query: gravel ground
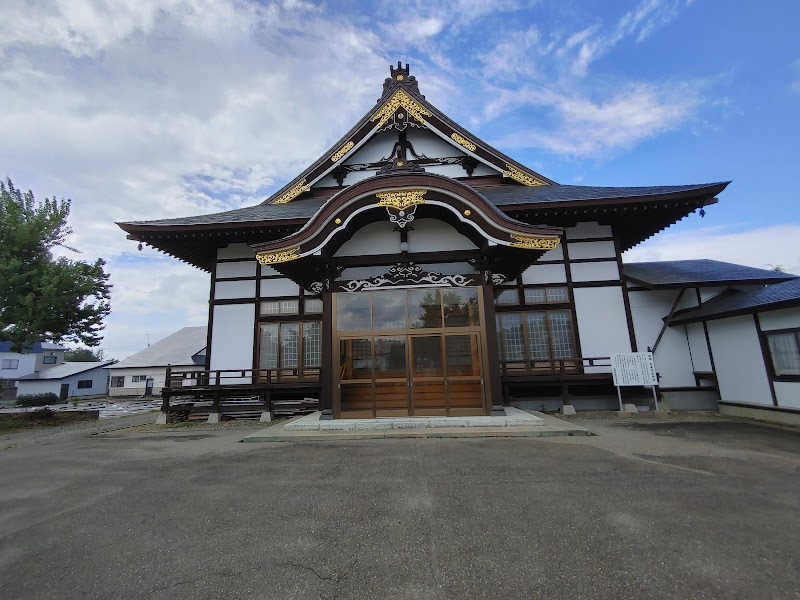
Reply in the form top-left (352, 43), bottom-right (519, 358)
top-left (0, 413), bottom-right (797, 599)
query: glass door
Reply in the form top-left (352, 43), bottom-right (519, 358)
top-left (409, 335), bottom-right (446, 416)
top-left (334, 286), bottom-right (487, 418)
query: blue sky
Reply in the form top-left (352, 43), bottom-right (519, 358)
top-left (2, 0), bottom-right (798, 357)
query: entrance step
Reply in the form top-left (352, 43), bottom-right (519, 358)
top-left (242, 408), bottom-right (592, 442)
top-left (284, 406), bottom-right (542, 431)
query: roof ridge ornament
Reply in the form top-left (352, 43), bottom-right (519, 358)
top-left (383, 61), bottom-right (422, 96)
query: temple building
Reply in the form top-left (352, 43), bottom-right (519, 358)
top-left (118, 63), bottom-right (799, 422)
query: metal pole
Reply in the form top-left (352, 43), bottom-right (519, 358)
top-left (616, 385), bottom-right (624, 412)
top-left (651, 386), bottom-right (659, 412)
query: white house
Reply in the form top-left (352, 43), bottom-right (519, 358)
top-left (16, 361), bottom-right (114, 400)
top-left (107, 327), bottom-right (207, 397)
top-left (0, 342), bottom-right (67, 401)
top-left (115, 63), bottom-right (798, 423)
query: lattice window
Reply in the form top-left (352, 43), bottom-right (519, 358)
top-left (525, 313), bottom-right (551, 360)
top-left (548, 310), bottom-right (575, 359)
top-left (305, 298), bottom-right (323, 314)
top-left (303, 322), bottom-right (322, 368)
top-left (259, 323), bottom-right (279, 369)
top-left (496, 313), bottom-right (524, 361)
top-left (280, 323), bottom-right (299, 368)
top-left (523, 287), bottom-right (569, 304)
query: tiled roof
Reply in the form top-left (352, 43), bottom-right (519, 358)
top-left (670, 278), bottom-right (800, 324)
top-left (118, 182), bottom-right (726, 229)
top-left (623, 260), bottom-right (796, 289)
top-left (110, 327), bottom-right (207, 369)
top-left (0, 341), bottom-right (67, 353)
top-left (18, 361), bottom-right (114, 380)
top-left (478, 182), bottom-right (728, 206)
top-left (121, 201), bottom-right (324, 227)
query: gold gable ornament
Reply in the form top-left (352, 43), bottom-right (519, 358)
top-left (371, 89), bottom-right (432, 129)
top-left (376, 190), bottom-right (427, 211)
top-left (508, 234), bottom-right (560, 250)
top-left (503, 164), bottom-right (547, 187)
top-left (256, 247), bottom-right (301, 265)
top-left (274, 180), bottom-right (311, 204)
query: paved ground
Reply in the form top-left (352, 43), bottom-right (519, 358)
top-left (0, 416), bottom-right (798, 599)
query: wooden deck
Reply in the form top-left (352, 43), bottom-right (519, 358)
top-left (162, 367), bottom-right (321, 421)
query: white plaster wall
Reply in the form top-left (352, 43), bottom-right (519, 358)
top-left (708, 316), bottom-right (773, 406)
top-left (215, 280), bottom-right (256, 300)
top-left (628, 289), bottom-right (701, 387)
top-left (774, 382), bottom-right (800, 408)
top-left (341, 130), bottom-right (395, 164)
top-left (407, 129), bottom-right (466, 157)
top-left (757, 307), bottom-right (800, 331)
top-left (573, 287), bottom-right (631, 370)
top-left (567, 241), bottom-right (617, 259)
top-left (216, 261), bottom-right (256, 278)
top-left (538, 245), bottom-right (563, 261)
top-left (15, 380), bottom-right (62, 397)
top-left (686, 322), bottom-right (713, 372)
top-left (570, 261), bottom-right (620, 282)
top-left (335, 219), bottom-right (475, 257)
top-left (521, 264), bottom-right (567, 285)
top-left (407, 219), bottom-right (476, 252)
top-left (260, 278), bottom-right (300, 297)
top-left (565, 222), bottom-right (613, 240)
top-left (260, 264), bottom-right (280, 276)
top-left (335, 221), bottom-right (397, 256)
top-left (217, 243), bottom-right (255, 260)
top-left (209, 304), bottom-right (255, 383)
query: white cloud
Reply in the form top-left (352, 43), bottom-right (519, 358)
top-left (486, 80), bottom-right (704, 157)
top-left (624, 224), bottom-right (800, 277)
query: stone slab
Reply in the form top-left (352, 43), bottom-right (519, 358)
top-left (561, 405), bottom-right (577, 416)
top-left (282, 407), bottom-right (544, 432)
top-left (243, 410), bottom-right (591, 442)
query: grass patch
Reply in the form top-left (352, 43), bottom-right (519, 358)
top-left (0, 408), bottom-right (97, 433)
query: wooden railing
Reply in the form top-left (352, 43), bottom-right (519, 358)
top-left (500, 356), bottom-right (611, 378)
top-left (165, 366), bottom-right (320, 389)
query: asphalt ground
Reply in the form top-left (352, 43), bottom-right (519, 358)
top-left (0, 417), bottom-right (798, 599)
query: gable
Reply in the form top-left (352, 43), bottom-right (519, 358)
top-left (269, 62), bottom-right (555, 205)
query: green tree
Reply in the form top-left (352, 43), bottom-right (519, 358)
top-left (0, 178), bottom-right (111, 352)
top-left (65, 348), bottom-right (104, 362)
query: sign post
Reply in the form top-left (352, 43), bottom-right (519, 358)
top-left (611, 353), bottom-right (659, 411)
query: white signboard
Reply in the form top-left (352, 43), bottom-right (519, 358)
top-left (611, 353), bottom-right (658, 387)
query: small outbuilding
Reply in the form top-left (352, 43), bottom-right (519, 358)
top-left (107, 327), bottom-right (207, 397)
top-left (670, 277), bottom-right (800, 425)
top-left (16, 361), bottom-right (114, 400)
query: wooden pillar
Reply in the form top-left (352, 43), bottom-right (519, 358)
top-left (481, 280), bottom-right (505, 416)
top-left (320, 289), bottom-right (335, 419)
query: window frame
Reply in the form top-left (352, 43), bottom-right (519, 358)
top-left (496, 308), bottom-right (578, 371)
top-left (42, 355), bottom-right (57, 364)
top-left (110, 376), bottom-right (125, 388)
top-left (2, 359), bottom-right (19, 369)
top-left (764, 327), bottom-right (800, 382)
top-left (77, 379), bottom-right (93, 389)
top-left (257, 320), bottom-right (322, 379)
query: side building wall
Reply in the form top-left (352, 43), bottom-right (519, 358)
top-left (17, 368), bottom-right (109, 399)
top-left (108, 365), bottom-right (202, 397)
top-left (709, 307), bottom-right (800, 425)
